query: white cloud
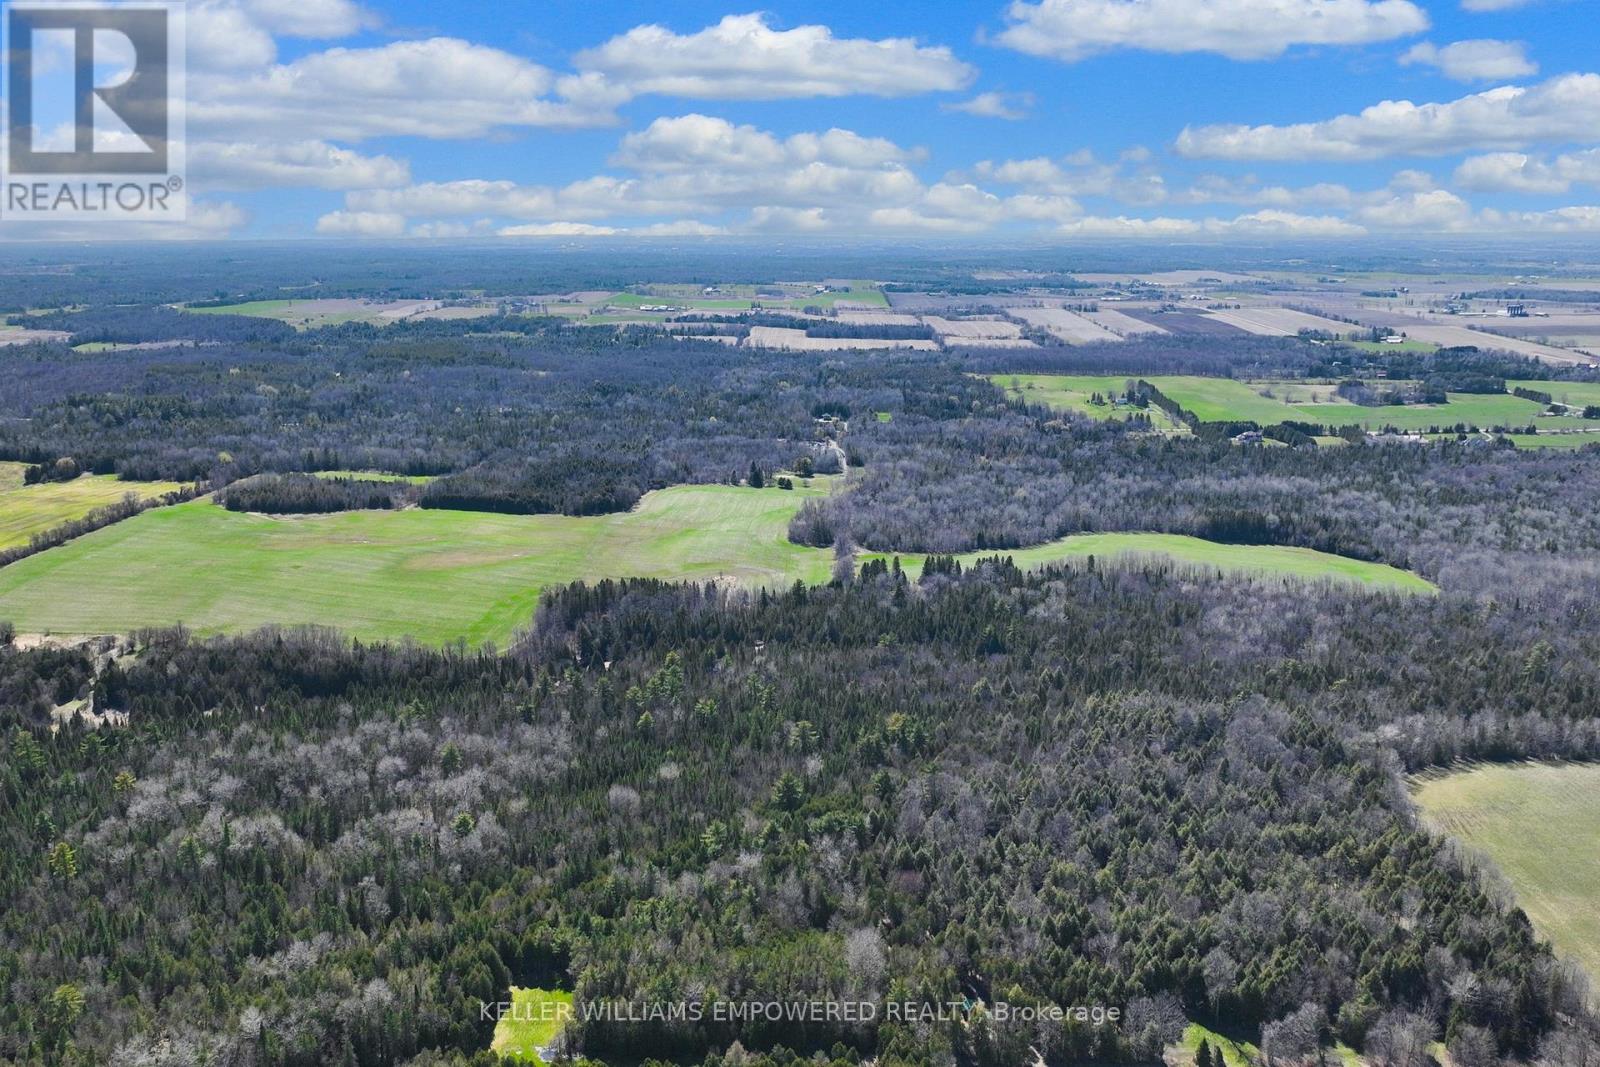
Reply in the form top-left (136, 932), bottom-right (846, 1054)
top-left (967, 151), bottom-right (1168, 204)
top-left (186, 0), bottom-right (373, 71)
top-left (1180, 174), bottom-right (1356, 208)
top-left (498, 222), bottom-right (621, 237)
top-left (1479, 206), bottom-right (1600, 231)
top-left (241, 0), bottom-right (372, 38)
top-left (1400, 39), bottom-right (1536, 81)
top-left (573, 13), bottom-right (974, 100)
top-left (942, 92), bottom-right (1034, 120)
top-left (191, 38), bottom-right (610, 141)
top-left (1454, 149), bottom-right (1600, 193)
top-left (997, 0), bottom-right (1428, 62)
top-left (315, 210), bottom-right (407, 237)
top-left (190, 140), bottom-right (410, 190)
top-left (1177, 73), bottom-right (1600, 160)
top-left (613, 115), bottom-right (918, 172)
top-left (1353, 188), bottom-right (1474, 228)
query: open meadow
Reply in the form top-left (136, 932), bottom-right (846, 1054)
top-left (990, 374), bottom-right (1600, 433)
top-left (0, 463), bottom-right (187, 551)
top-left (0, 482), bottom-right (837, 646)
top-left (868, 531), bottom-right (1433, 595)
top-left (490, 988), bottom-right (573, 1065)
top-left (1413, 763), bottom-right (1600, 987)
top-left (0, 476), bottom-right (1433, 644)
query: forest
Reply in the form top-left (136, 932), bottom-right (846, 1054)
top-left (3, 562), bottom-right (1600, 1066)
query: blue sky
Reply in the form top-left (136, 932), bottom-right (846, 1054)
top-left (13, 0), bottom-right (1600, 239)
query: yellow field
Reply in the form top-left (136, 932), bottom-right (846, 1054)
top-left (0, 462), bottom-right (187, 551)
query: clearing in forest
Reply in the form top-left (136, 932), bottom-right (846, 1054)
top-left (490, 987), bottom-right (573, 1065)
top-left (1413, 762), bottom-right (1600, 987)
top-left (0, 481), bottom-right (1433, 646)
top-left (0, 463), bottom-right (187, 551)
top-left (868, 532), bottom-right (1434, 595)
top-left (0, 482), bottom-right (838, 646)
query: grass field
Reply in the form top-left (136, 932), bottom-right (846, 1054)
top-left (490, 987), bottom-right (572, 1064)
top-left (310, 470), bottom-right (437, 483)
top-left (866, 531), bottom-right (1434, 594)
top-left (0, 482), bottom-right (838, 646)
top-left (1154, 378), bottom-right (1307, 424)
top-left (989, 374), bottom-right (1600, 431)
top-left (185, 299), bottom-right (297, 317)
top-left (1176, 1023), bottom-right (1259, 1067)
top-left (1297, 393), bottom-right (1558, 431)
top-left (0, 478), bottom-right (1433, 645)
top-left (1499, 433), bottom-right (1600, 450)
top-left (1515, 380), bottom-right (1600, 409)
top-left (0, 463), bottom-right (186, 551)
top-left (1413, 762), bottom-right (1600, 986)
top-left (988, 374), bottom-right (1189, 431)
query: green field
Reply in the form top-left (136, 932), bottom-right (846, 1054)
top-left (1413, 763), bottom-right (1600, 986)
top-left (490, 987), bottom-right (572, 1064)
top-left (0, 463), bottom-right (186, 551)
top-left (0, 475), bottom-right (1432, 645)
top-left (0, 483), bottom-right (838, 646)
top-left (990, 374), bottom-right (1600, 432)
top-left (1177, 1023), bottom-right (1259, 1067)
top-left (1297, 393), bottom-right (1557, 432)
top-left (988, 374), bottom-right (1189, 431)
top-left (1515, 380), bottom-right (1600, 409)
top-left (869, 532), bottom-right (1434, 595)
top-left (310, 470), bottom-right (437, 484)
top-left (185, 299), bottom-right (297, 317)
top-left (1499, 433), bottom-right (1600, 450)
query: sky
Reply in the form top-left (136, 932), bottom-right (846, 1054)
top-left (6, 0), bottom-right (1600, 241)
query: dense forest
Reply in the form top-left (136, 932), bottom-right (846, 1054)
top-left (3, 564), bottom-right (1600, 1066)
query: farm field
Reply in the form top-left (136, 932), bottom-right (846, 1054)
top-left (988, 374), bottom-right (1188, 431)
top-left (868, 532), bottom-right (1434, 594)
top-left (1394, 324), bottom-right (1595, 367)
top-left (1152, 377), bottom-right (1306, 424)
top-left (490, 987), bottom-right (572, 1064)
top-left (1295, 393), bottom-right (1565, 431)
top-left (1515, 380), bottom-right (1600, 408)
top-left (0, 482), bottom-right (838, 646)
top-left (1498, 434), bottom-right (1600, 450)
top-left (1203, 307), bottom-right (1358, 337)
top-left (1011, 307), bottom-right (1122, 344)
top-left (1413, 763), bottom-right (1600, 986)
top-left (185, 298), bottom-right (450, 328)
top-left (983, 373), bottom-right (1600, 431)
top-left (0, 463), bottom-right (187, 551)
top-left (0, 472), bottom-right (1434, 644)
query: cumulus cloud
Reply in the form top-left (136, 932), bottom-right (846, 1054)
top-left (191, 38), bottom-right (608, 141)
top-left (315, 210), bottom-right (407, 237)
top-left (966, 151), bottom-right (1168, 204)
top-left (498, 222), bottom-right (621, 237)
top-left (1177, 73), bottom-right (1600, 160)
top-left (1400, 39), bottom-right (1536, 81)
top-left (996, 0), bottom-right (1428, 62)
top-left (190, 140), bottom-right (410, 190)
top-left (572, 13), bottom-right (973, 100)
top-left (1454, 150), bottom-right (1600, 193)
top-left (326, 115), bottom-right (1091, 237)
top-left (943, 92), bottom-right (1035, 120)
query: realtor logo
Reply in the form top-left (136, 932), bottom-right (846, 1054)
top-left (3, 0), bottom-right (185, 221)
